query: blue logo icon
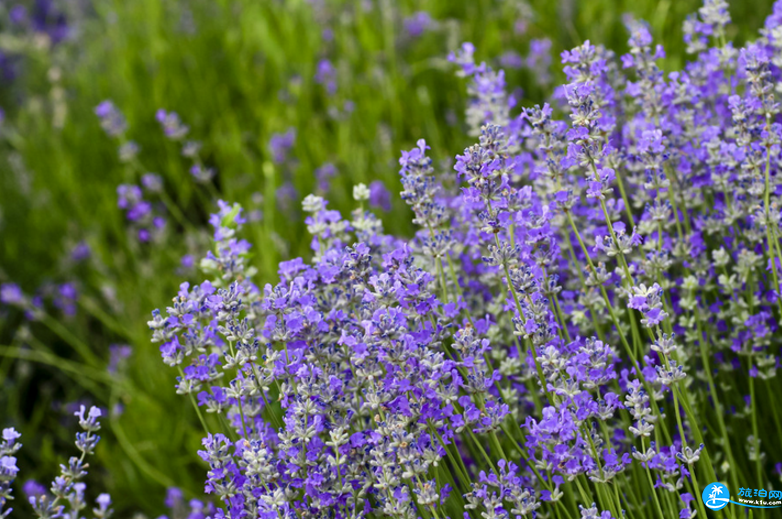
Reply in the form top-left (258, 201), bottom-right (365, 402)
top-left (703, 482), bottom-right (730, 510)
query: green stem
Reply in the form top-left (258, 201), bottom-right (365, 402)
top-left (642, 437), bottom-right (666, 519)
top-left (615, 167), bottom-right (636, 227)
top-left (689, 461), bottom-right (709, 519)
top-left (37, 311), bottom-right (101, 367)
top-left (177, 365), bottom-right (210, 435)
top-left (749, 361), bottom-right (763, 489)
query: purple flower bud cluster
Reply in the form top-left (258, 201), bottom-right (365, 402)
top-left (527, 39), bottom-right (553, 86)
top-left (369, 181), bottom-right (392, 212)
top-left (403, 12), bottom-right (433, 40)
top-left (315, 163), bottom-right (337, 194)
top-left (0, 284), bottom-right (24, 307)
top-left (269, 128), bottom-right (299, 213)
top-left (0, 281), bottom-right (79, 320)
top-left (157, 110), bottom-right (191, 141)
top-left (95, 101), bottom-right (130, 140)
top-left (449, 43), bottom-right (514, 136)
top-left (269, 128), bottom-right (297, 166)
top-left (156, 110), bottom-right (215, 183)
top-left (498, 39), bottom-right (554, 88)
top-left (94, 100), bottom-right (142, 164)
top-left (314, 60), bottom-right (337, 96)
top-left (108, 344), bottom-right (132, 374)
top-left (0, 428), bottom-right (22, 518)
top-left (1, 1), bottom-right (71, 81)
top-left (117, 182), bottom-right (167, 242)
top-left (157, 487), bottom-right (215, 519)
top-left (4, 406), bottom-right (113, 519)
top-left (96, 101), bottom-right (219, 242)
top-left (70, 241), bottom-right (91, 263)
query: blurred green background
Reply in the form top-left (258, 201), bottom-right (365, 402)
top-left (0, 0), bottom-right (775, 516)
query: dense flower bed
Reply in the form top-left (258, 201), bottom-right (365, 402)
top-left (4, 0), bottom-right (782, 518)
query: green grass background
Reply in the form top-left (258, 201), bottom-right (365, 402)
top-left (0, 0), bottom-right (775, 515)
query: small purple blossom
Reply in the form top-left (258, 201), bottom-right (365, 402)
top-left (369, 180), bottom-right (391, 211)
top-left (0, 284), bottom-right (24, 306)
top-left (268, 128), bottom-right (296, 165)
top-left (71, 241), bottom-right (91, 262)
top-left (314, 59), bottom-right (337, 95)
top-left (156, 109), bottom-right (190, 140)
top-left (108, 344), bottom-right (132, 373)
top-left (95, 101), bottom-right (127, 137)
top-left (404, 11), bottom-right (433, 39)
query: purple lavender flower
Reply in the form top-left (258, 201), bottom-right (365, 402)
top-left (368, 180), bottom-right (391, 211)
top-left (268, 128), bottom-right (296, 165)
top-left (70, 241), bottom-right (91, 262)
top-left (499, 51), bottom-right (524, 69)
top-left (156, 109), bottom-right (190, 140)
top-left (0, 454), bottom-right (19, 516)
top-left (117, 184), bottom-right (143, 210)
top-left (141, 173), bottom-right (164, 193)
top-left (94, 494), bottom-right (112, 519)
top-left (95, 101), bottom-right (127, 137)
top-left (26, 407), bottom-right (109, 519)
top-left (118, 141), bottom-right (140, 163)
top-left (403, 11), bottom-right (433, 39)
top-left (0, 283), bottom-right (24, 306)
top-left (181, 254), bottom-right (195, 270)
top-left (190, 164), bottom-right (216, 183)
top-left (54, 283), bottom-right (78, 316)
top-left (526, 38), bottom-right (553, 85)
top-left (314, 59), bottom-right (337, 95)
top-left (9, 6), bottom-right (28, 25)
top-left (182, 140), bottom-right (202, 159)
top-left (108, 344), bottom-right (132, 373)
top-left (449, 43), bottom-right (512, 135)
top-left (315, 162), bottom-right (337, 192)
top-left (22, 479), bottom-right (46, 499)
top-left (29, 0), bottom-right (70, 43)
top-left (275, 181), bottom-right (298, 213)
top-left (117, 184), bottom-right (166, 242)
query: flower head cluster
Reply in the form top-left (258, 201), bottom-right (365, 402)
top-left (156, 110), bottom-right (215, 183)
top-left (117, 183), bottom-right (166, 242)
top-left (449, 43), bottom-right (514, 136)
top-left (0, 281), bottom-right (80, 321)
top-left (0, 429), bottom-right (21, 518)
top-left (403, 12), bottom-right (433, 39)
top-left (95, 101), bottom-right (139, 162)
top-left (2, 406), bottom-right (113, 519)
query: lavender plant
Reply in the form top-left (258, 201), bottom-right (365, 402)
top-left (141, 2), bottom-right (782, 518)
top-left (1, 407), bottom-right (111, 519)
top-left (4, 0), bottom-right (782, 518)
top-left (1, 428), bottom-right (22, 518)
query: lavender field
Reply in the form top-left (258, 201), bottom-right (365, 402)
top-left (2, 0), bottom-right (782, 518)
